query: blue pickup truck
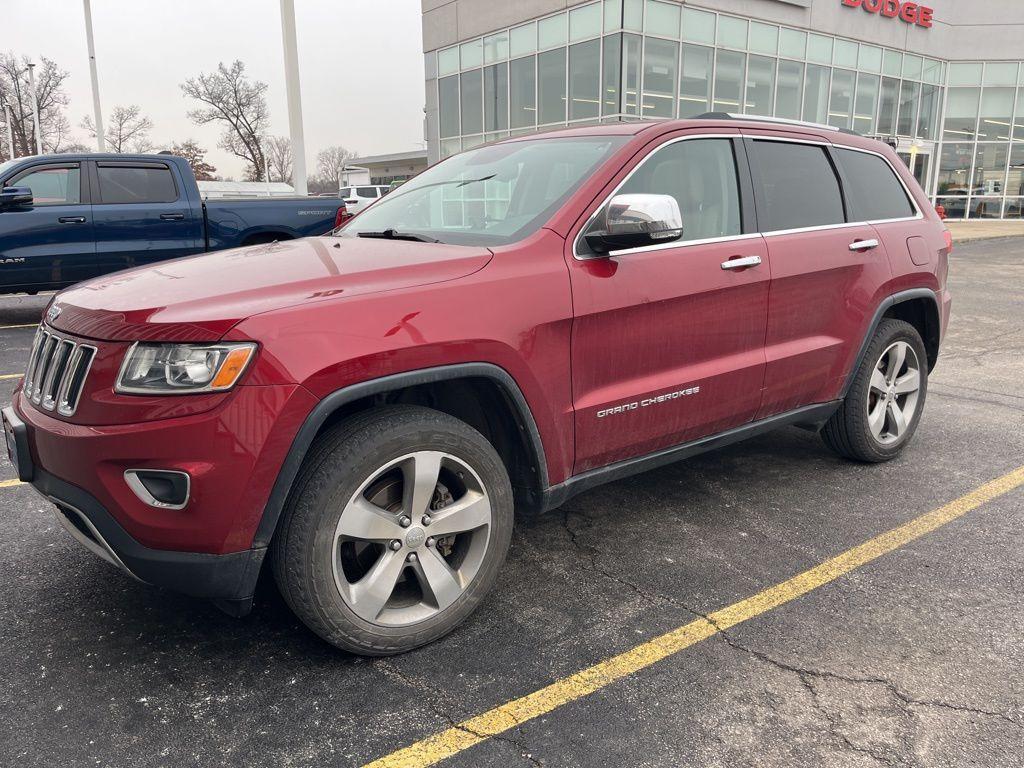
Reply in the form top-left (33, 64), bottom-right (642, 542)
top-left (0, 153), bottom-right (344, 294)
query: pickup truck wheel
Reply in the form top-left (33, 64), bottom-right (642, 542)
top-left (821, 319), bottom-right (928, 463)
top-left (271, 405), bottom-right (513, 655)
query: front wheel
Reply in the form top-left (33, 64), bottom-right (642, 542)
top-left (272, 405), bottom-right (514, 655)
top-left (822, 319), bottom-right (928, 463)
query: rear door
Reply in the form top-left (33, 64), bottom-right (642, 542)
top-left (0, 161), bottom-right (95, 291)
top-left (90, 160), bottom-right (203, 273)
top-left (567, 134), bottom-right (770, 473)
top-left (745, 135), bottom-right (891, 419)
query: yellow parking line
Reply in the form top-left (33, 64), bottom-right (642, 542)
top-left (0, 479), bottom-right (23, 489)
top-left (0, 374), bottom-right (22, 380)
top-left (0, 323), bottom-right (37, 330)
top-left (363, 465), bottom-right (1024, 768)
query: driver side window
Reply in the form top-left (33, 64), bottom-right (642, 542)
top-left (11, 165), bottom-right (82, 206)
top-left (618, 138), bottom-right (741, 243)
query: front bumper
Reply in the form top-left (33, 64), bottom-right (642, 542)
top-left (4, 403), bottom-right (265, 610)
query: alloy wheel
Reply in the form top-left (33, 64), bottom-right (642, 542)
top-left (865, 340), bottom-right (921, 445)
top-left (331, 451), bottom-right (492, 626)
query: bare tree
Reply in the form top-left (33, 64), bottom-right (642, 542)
top-left (316, 145), bottom-right (358, 188)
top-left (0, 53), bottom-right (71, 157)
top-left (265, 135), bottom-right (293, 184)
top-left (82, 104), bottom-right (153, 153)
top-left (53, 141), bottom-right (91, 154)
top-left (181, 61), bottom-right (269, 181)
top-left (167, 139), bottom-right (217, 180)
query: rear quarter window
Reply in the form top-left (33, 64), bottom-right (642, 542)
top-left (835, 147), bottom-right (916, 222)
top-left (339, 187), bottom-right (352, 197)
top-left (356, 186), bottom-right (379, 198)
top-left (751, 140), bottom-right (845, 232)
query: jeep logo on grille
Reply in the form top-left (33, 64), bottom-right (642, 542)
top-left (46, 304), bottom-right (62, 323)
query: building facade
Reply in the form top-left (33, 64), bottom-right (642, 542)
top-left (422, 0), bottom-right (1024, 219)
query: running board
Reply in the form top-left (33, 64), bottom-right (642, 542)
top-left (541, 401), bottom-right (841, 512)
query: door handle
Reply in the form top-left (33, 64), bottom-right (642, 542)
top-left (721, 255), bottom-right (762, 270)
top-left (57, 216), bottom-right (86, 224)
top-left (849, 239), bottom-right (879, 252)
top-left (160, 213), bottom-right (185, 221)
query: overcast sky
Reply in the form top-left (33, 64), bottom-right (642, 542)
top-left (7, 0), bottom-right (426, 178)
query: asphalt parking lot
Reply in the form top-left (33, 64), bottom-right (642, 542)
top-left (2, 238), bottom-right (1022, 768)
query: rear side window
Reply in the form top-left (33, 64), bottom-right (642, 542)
top-left (615, 138), bottom-right (742, 242)
top-left (751, 141), bottom-right (845, 231)
top-left (835, 148), bottom-right (916, 222)
top-left (356, 186), bottom-right (379, 198)
top-left (339, 187), bottom-right (352, 197)
top-left (97, 165), bottom-right (177, 204)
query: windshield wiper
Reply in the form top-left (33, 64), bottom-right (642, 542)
top-left (356, 228), bottom-right (441, 243)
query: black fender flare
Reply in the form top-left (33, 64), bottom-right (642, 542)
top-left (840, 287), bottom-right (940, 399)
top-left (251, 362), bottom-right (549, 548)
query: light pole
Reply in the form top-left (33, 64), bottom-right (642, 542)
top-left (27, 62), bottom-right (42, 155)
top-left (83, 0), bottom-right (106, 151)
top-left (279, 0), bottom-right (308, 195)
top-left (1, 102), bottom-right (14, 160)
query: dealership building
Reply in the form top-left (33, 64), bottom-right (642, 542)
top-left (421, 0), bottom-right (1024, 219)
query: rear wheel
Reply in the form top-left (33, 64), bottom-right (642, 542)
top-left (822, 319), bottom-right (928, 462)
top-left (271, 405), bottom-right (513, 655)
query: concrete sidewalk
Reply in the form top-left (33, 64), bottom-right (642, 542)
top-left (946, 220), bottom-right (1024, 243)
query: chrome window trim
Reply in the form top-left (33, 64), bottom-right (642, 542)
top-left (572, 129), bottom-right (924, 259)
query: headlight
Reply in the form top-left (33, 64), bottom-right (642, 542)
top-left (116, 342), bottom-right (257, 394)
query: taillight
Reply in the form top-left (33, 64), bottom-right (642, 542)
top-left (942, 229), bottom-right (953, 254)
top-left (334, 205), bottom-right (348, 228)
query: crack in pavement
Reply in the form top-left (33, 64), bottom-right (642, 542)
top-left (374, 659), bottom-right (543, 767)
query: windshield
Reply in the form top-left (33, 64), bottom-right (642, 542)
top-left (338, 136), bottom-right (627, 246)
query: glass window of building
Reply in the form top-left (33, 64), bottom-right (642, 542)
top-left (775, 60), bottom-right (804, 120)
top-left (834, 148), bottom-right (915, 221)
top-left (978, 88), bottom-right (1015, 141)
top-left (918, 84), bottom-right (939, 141)
top-left (624, 0), bottom-right (643, 32)
top-left (714, 50), bottom-right (745, 113)
top-left (882, 50), bottom-right (902, 78)
top-left (1006, 144), bottom-right (1024, 197)
top-left (538, 13), bottom-right (568, 49)
top-left (439, 76), bottom-right (460, 138)
top-left (973, 143), bottom-right (1009, 194)
top-left (858, 45), bottom-right (882, 74)
top-left (750, 140), bottom-right (845, 230)
top-left (644, 0), bottom-right (680, 37)
top-left (779, 27), bottom-right (806, 60)
top-left (829, 69), bottom-right (855, 129)
top-left (461, 39), bottom-right (483, 69)
top-left (896, 81), bottom-right (920, 136)
top-left (538, 48), bottom-right (567, 124)
top-left (749, 23), bottom-right (778, 55)
top-left (680, 44), bottom-right (713, 117)
top-left (569, 39), bottom-right (601, 120)
top-left (833, 39), bottom-right (858, 70)
top-left (484, 63), bottom-right (509, 132)
top-left (622, 33), bottom-right (642, 115)
top-left (807, 34), bottom-right (833, 65)
top-left (984, 62), bottom-right (1019, 87)
top-left (510, 56), bottom-right (536, 129)
top-left (853, 73), bottom-right (879, 134)
top-left (510, 23), bottom-right (537, 57)
top-left (569, 2), bottom-right (602, 41)
top-left (1014, 87), bottom-right (1024, 140)
top-left (949, 62), bottom-right (983, 87)
top-left (682, 7), bottom-right (715, 45)
top-left (922, 58), bottom-right (942, 85)
top-left (902, 54), bottom-right (922, 81)
top-left (604, 0), bottom-right (622, 32)
top-left (717, 16), bottom-right (747, 49)
top-left (602, 35), bottom-right (621, 115)
top-left (937, 143), bottom-right (973, 196)
top-left (803, 64), bottom-right (830, 124)
top-left (746, 55), bottom-right (776, 117)
top-left (613, 138), bottom-right (741, 241)
top-left (438, 47), bottom-right (460, 77)
top-left (877, 77), bottom-right (899, 135)
top-left (460, 69), bottom-right (483, 135)
top-left (642, 37), bottom-right (679, 118)
top-left (484, 32), bottom-right (509, 64)
top-left (944, 88), bottom-right (981, 140)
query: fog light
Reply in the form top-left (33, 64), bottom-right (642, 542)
top-left (124, 469), bottom-right (190, 510)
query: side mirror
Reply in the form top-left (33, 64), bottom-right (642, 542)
top-left (0, 186), bottom-right (33, 209)
top-left (584, 193), bottom-right (682, 255)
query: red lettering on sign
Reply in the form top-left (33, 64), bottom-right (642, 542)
top-left (841, 0), bottom-right (934, 28)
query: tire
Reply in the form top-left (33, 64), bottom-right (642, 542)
top-left (271, 405), bottom-right (514, 655)
top-left (822, 319), bottom-right (929, 463)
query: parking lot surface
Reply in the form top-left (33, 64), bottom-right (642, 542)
top-left (2, 239), bottom-right (1022, 768)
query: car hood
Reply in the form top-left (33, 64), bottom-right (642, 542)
top-left (47, 237), bottom-right (493, 341)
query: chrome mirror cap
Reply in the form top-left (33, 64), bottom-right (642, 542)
top-left (585, 193), bottom-right (683, 255)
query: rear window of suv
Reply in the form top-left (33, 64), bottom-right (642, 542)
top-left (750, 140), bottom-right (845, 232)
top-left (835, 148), bottom-right (916, 222)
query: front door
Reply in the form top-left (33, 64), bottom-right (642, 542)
top-left (566, 136), bottom-right (770, 474)
top-left (0, 161), bottom-right (95, 291)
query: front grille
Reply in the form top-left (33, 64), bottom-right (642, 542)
top-left (23, 326), bottom-right (96, 417)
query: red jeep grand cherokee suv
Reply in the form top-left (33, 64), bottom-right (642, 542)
top-left (3, 116), bottom-right (951, 655)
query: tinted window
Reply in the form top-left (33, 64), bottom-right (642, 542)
top-left (339, 188), bottom-right (352, 198)
top-left (12, 165), bottom-right (80, 205)
top-left (835, 148), bottom-right (915, 221)
top-left (752, 141), bottom-right (845, 231)
top-left (356, 186), bottom-right (379, 198)
top-left (97, 166), bottom-right (177, 204)
top-left (611, 138), bottom-right (742, 242)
